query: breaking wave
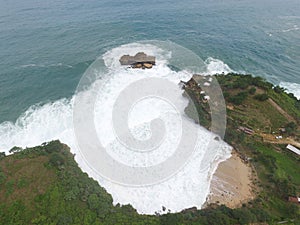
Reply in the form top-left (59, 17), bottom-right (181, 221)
top-left (0, 42), bottom-right (232, 214)
top-left (204, 57), bottom-right (234, 75)
top-left (279, 81), bottom-right (300, 99)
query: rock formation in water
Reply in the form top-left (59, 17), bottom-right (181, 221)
top-left (119, 52), bottom-right (155, 69)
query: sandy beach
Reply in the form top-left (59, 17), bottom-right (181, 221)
top-left (206, 151), bottom-right (256, 208)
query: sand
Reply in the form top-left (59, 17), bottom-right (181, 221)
top-left (206, 151), bottom-right (256, 208)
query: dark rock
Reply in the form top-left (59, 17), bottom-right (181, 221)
top-left (119, 52), bottom-right (155, 68)
top-left (181, 207), bottom-right (197, 213)
top-left (214, 136), bottom-right (220, 141)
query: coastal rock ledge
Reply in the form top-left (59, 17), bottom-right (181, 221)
top-left (119, 52), bottom-right (155, 69)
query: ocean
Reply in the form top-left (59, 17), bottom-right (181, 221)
top-left (0, 0), bottom-right (299, 214)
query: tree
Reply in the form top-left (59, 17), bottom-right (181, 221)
top-left (49, 153), bottom-right (65, 167)
top-left (44, 140), bottom-right (64, 153)
top-left (9, 146), bottom-right (23, 153)
top-left (88, 194), bottom-right (100, 211)
top-left (0, 152), bottom-right (5, 159)
top-left (274, 85), bottom-right (285, 93)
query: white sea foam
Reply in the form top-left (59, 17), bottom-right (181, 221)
top-left (0, 42), bottom-right (232, 214)
top-left (19, 63), bottom-right (73, 69)
top-left (19, 64), bottom-right (39, 68)
top-left (279, 16), bottom-right (300, 19)
top-left (279, 81), bottom-right (300, 99)
top-left (204, 57), bottom-right (233, 75)
top-left (282, 25), bottom-right (299, 33)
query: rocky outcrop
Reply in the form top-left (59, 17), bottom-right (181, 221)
top-left (119, 52), bottom-right (155, 69)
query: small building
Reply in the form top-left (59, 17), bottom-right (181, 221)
top-left (279, 128), bottom-right (286, 133)
top-left (288, 196), bottom-right (300, 204)
top-left (286, 144), bottom-right (300, 156)
top-left (238, 126), bottom-right (254, 135)
top-left (203, 82), bottom-right (211, 87)
top-left (204, 95), bottom-right (210, 101)
top-left (208, 77), bottom-right (213, 82)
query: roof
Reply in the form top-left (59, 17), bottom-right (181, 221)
top-left (286, 144), bottom-right (300, 156)
top-left (288, 196), bottom-right (300, 203)
top-left (238, 126), bottom-right (254, 135)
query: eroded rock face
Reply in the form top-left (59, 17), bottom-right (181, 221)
top-left (143, 63), bottom-right (153, 69)
top-left (119, 52), bottom-right (155, 69)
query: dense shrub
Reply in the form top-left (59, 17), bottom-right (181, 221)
top-left (229, 92), bottom-right (248, 105)
top-left (49, 153), bottom-right (65, 167)
top-left (233, 77), bottom-right (251, 89)
top-left (0, 169), bottom-right (6, 185)
top-left (249, 87), bottom-right (256, 95)
top-left (254, 93), bottom-right (269, 101)
top-left (295, 100), bottom-right (300, 110)
top-left (0, 152), bottom-right (5, 159)
top-left (44, 140), bottom-right (65, 153)
top-left (252, 77), bottom-right (273, 90)
top-left (274, 85), bottom-right (285, 93)
top-left (285, 122), bottom-right (297, 134)
top-left (9, 146), bottom-right (23, 153)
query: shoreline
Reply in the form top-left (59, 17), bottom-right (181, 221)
top-left (205, 150), bottom-right (256, 208)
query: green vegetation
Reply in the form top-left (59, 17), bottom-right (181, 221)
top-left (228, 91), bottom-right (248, 105)
top-left (216, 74), bottom-right (300, 132)
top-left (285, 122), bottom-right (298, 135)
top-left (182, 78), bottom-right (213, 128)
top-left (183, 88), bottom-right (211, 127)
top-left (254, 93), bottom-right (269, 101)
top-left (267, 87), bottom-right (300, 122)
top-left (0, 74), bottom-right (299, 225)
top-left (248, 87), bottom-right (256, 95)
top-left (0, 141), bottom-right (158, 225)
top-left (182, 73), bottom-right (300, 224)
top-left (1, 140), bottom-right (285, 225)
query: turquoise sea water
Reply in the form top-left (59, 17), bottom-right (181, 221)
top-left (0, 0), bottom-right (299, 122)
top-left (0, 0), bottom-right (299, 214)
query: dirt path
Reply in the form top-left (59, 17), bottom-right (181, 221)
top-left (260, 133), bottom-right (300, 148)
top-left (268, 98), bottom-right (296, 122)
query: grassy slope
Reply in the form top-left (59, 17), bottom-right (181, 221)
top-left (183, 73), bottom-right (300, 223)
top-left (0, 142), bottom-right (158, 225)
top-left (0, 74), bottom-right (299, 225)
top-left (217, 75), bottom-right (300, 219)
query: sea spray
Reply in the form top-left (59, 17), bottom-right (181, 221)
top-left (279, 81), bottom-right (300, 99)
top-left (0, 42), bottom-right (232, 214)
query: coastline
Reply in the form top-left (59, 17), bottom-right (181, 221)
top-left (206, 150), bottom-right (256, 208)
